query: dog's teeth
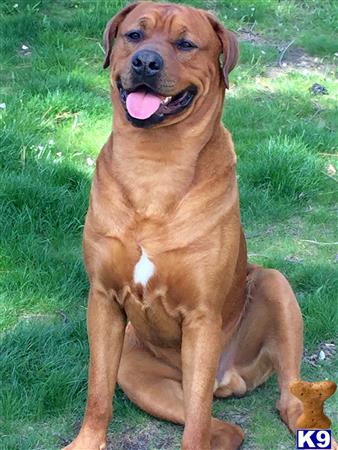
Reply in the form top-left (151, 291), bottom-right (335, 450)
top-left (162, 96), bottom-right (172, 105)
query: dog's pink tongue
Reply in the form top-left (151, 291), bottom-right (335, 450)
top-left (126, 91), bottom-right (161, 119)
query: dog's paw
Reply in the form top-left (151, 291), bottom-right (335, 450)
top-left (61, 436), bottom-right (106, 450)
top-left (276, 395), bottom-right (303, 433)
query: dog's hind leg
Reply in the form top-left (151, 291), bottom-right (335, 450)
top-left (118, 324), bottom-right (244, 450)
top-left (118, 324), bottom-right (184, 425)
top-left (215, 266), bottom-right (304, 433)
top-left (257, 268), bottom-right (304, 432)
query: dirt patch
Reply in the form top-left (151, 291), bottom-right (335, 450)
top-left (60, 409), bottom-right (250, 449)
top-left (267, 45), bottom-right (335, 77)
top-left (237, 29), bottom-right (269, 46)
top-left (304, 341), bottom-right (337, 367)
top-left (282, 47), bottom-right (325, 69)
top-left (59, 419), bottom-right (182, 450)
top-left (237, 27), bottom-right (335, 75)
top-left (107, 421), bottom-right (181, 450)
top-left (214, 400), bottom-right (250, 428)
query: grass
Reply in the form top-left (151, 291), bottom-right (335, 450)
top-left (0, 0), bottom-right (337, 449)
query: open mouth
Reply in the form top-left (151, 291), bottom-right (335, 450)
top-left (117, 79), bottom-right (197, 127)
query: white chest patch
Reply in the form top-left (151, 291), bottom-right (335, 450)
top-left (133, 247), bottom-right (155, 287)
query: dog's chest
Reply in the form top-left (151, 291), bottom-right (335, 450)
top-left (116, 246), bottom-right (182, 347)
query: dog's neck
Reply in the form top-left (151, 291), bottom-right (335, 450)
top-left (110, 90), bottom-right (232, 218)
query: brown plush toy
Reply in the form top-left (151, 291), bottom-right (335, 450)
top-left (289, 380), bottom-right (337, 429)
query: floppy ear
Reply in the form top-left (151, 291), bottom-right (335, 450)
top-left (103, 2), bottom-right (140, 69)
top-left (205, 13), bottom-right (239, 89)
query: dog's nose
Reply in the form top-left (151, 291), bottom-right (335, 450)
top-left (131, 50), bottom-right (163, 77)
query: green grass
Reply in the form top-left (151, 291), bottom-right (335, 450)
top-left (170, 0), bottom-right (338, 58)
top-left (0, 1), bottom-right (337, 449)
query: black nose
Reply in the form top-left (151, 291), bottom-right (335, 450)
top-left (131, 50), bottom-right (163, 77)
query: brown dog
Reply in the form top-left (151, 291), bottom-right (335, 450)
top-left (63, 2), bottom-right (304, 449)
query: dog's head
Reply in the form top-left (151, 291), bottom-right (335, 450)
top-left (103, 1), bottom-right (238, 128)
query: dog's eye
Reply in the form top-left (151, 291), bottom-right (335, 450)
top-left (175, 39), bottom-right (197, 51)
top-left (126, 30), bottom-right (144, 42)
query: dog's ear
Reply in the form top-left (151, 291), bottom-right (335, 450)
top-left (103, 2), bottom-right (140, 69)
top-left (205, 12), bottom-right (239, 89)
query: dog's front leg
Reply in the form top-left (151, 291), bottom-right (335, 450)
top-left (181, 312), bottom-right (222, 450)
top-left (63, 285), bottom-right (126, 450)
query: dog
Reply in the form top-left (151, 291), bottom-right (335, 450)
top-left (63, 2), bottom-right (304, 449)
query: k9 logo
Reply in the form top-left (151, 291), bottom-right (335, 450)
top-left (296, 429), bottom-right (332, 449)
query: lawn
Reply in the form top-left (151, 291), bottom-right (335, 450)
top-left (0, 0), bottom-right (337, 449)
